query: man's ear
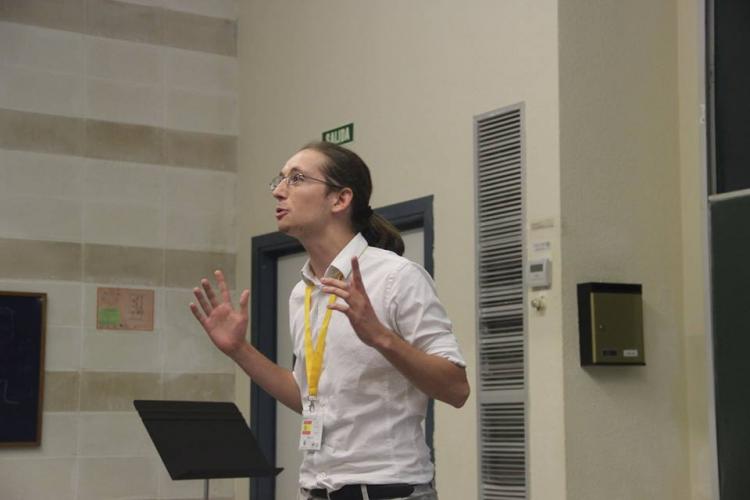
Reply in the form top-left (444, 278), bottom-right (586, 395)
top-left (331, 187), bottom-right (354, 214)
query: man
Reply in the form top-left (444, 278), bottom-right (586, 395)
top-left (190, 142), bottom-right (469, 499)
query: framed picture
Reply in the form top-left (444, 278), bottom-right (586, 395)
top-left (0, 292), bottom-right (46, 447)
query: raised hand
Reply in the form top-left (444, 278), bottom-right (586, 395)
top-left (320, 256), bottom-right (387, 348)
top-left (189, 270), bottom-right (250, 357)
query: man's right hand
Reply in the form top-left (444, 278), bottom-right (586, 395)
top-left (189, 270), bottom-right (250, 358)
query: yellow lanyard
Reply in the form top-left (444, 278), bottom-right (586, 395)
top-left (304, 285), bottom-right (337, 400)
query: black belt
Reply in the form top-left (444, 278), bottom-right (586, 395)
top-left (309, 483), bottom-right (415, 499)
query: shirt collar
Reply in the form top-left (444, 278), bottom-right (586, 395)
top-left (300, 233), bottom-right (368, 286)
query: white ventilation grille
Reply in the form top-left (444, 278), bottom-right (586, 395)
top-left (474, 105), bottom-right (527, 500)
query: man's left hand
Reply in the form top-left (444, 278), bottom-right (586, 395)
top-left (320, 256), bottom-right (390, 348)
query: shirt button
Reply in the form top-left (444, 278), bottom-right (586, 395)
top-left (316, 473), bottom-right (327, 481)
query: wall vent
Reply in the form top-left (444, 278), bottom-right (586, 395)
top-left (474, 105), bottom-right (527, 500)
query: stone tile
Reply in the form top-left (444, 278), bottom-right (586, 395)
top-left (0, 280), bottom-right (83, 327)
top-left (44, 282), bottom-right (84, 327)
top-left (0, 239), bottom-right (82, 281)
top-left (164, 287), bottom-right (240, 328)
top-left (45, 326), bottom-right (82, 371)
top-left (163, 167), bottom-right (233, 210)
top-left (0, 109), bottom-right (84, 156)
top-left (0, 0), bottom-right (86, 33)
top-left (85, 0), bottom-right (162, 45)
top-left (0, 21), bottom-right (84, 73)
top-left (43, 371), bottom-right (80, 412)
top-left (162, 0), bottom-right (238, 20)
top-left (85, 35), bottom-right (163, 85)
top-left (77, 456), bottom-right (158, 500)
top-left (163, 8), bottom-right (236, 56)
top-left (83, 243), bottom-right (163, 286)
top-left (163, 326), bottom-right (234, 374)
top-left (117, 0), bottom-right (160, 7)
top-left (79, 371), bottom-right (162, 411)
top-left (83, 200), bottom-right (163, 248)
top-left (0, 1), bottom-right (237, 56)
top-left (0, 151), bottom-right (6, 191)
top-left (165, 207), bottom-right (234, 253)
top-left (164, 248), bottom-right (235, 289)
top-left (164, 48), bottom-right (237, 93)
top-left (0, 150), bottom-right (82, 199)
top-left (81, 329), bottom-right (162, 372)
top-left (81, 159), bottom-right (163, 204)
top-left (162, 372), bottom-right (234, 401)
top-left (85, 119), bottom-right (165, 165)
top-left (86, 78), bottom-right (163, 127)
top-left (159, 496), bottom-right (235, 500)
top-left (160, 497), bottom-right (233, 500)
top-left (0, 196), bottom-right (82, 242)
top-left (166, 89), bottom-right (237, 134)
top-left (0, 413), bottom-right (78, 458)
top-left (81, 283), bottom-right (98, 330)
top-left (164, 128), bottom-right (236, 171)
top-left (163, 288), bottom-right (208, 343)
top-left (77, 411), bottom-right (156, 457)
top-left (0, 457), bottom-right (76, 500)
top-left (0, 64), bottom-right (85, 117)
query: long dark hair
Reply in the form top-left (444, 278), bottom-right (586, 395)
top-left (300, 141), bottom-right (404, 256)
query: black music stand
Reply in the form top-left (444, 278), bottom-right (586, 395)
top-left (134, 400), bottom-right (282, 500)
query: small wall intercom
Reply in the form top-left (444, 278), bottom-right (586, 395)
top-left (577, 282), bottom-right (645, 366)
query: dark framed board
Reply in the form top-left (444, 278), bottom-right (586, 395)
top-left (0, 292), bottom-right (47, 447)
top-left (711, 0), bottom-right (750, 193)
top-left (711, 195), bottom-right (750, 498)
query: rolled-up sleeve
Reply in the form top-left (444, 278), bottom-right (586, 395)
top-left (386, 261), bottom-right (466, 367)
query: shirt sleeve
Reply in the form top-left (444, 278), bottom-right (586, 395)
top-left (386, 261), bottom-right (466, 367)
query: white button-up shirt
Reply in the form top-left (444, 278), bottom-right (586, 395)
top-left (290, 233), bottom-right (466, 490)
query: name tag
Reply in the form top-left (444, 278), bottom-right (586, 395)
top-left (299, 405), bottom-right (323, 451)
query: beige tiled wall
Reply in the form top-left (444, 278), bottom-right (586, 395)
top-left (0, 1), bottom-right (240, 499)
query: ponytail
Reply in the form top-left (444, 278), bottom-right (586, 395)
top-left (362, 212), bottom-right (405, 256)
top-left (299, 141), bottom-right (405, 256)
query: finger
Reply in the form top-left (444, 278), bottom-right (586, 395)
top-left (189, 302), bottom-right (209, 332)
top-left (327, 302), bottom-right (350, 314)
top-left (351, 256), bottom-right (364, 288)
top-left (193, 286), bottom-right (213, 315)
top-left (215, 269), bottom-right (232, 304)
top-left (321, 286), bottom-right (350, 301)
top-left (201, 278), bottom-right (220, 308)
top-left (239, 289), bottom-right (250, 320)
top-left (350, 257), bottom-right (369, 299)
top-left (320, 277), bottom-right (348, 289)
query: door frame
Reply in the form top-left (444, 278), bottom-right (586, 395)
top-left (249, 195), bottom-right (435, 499)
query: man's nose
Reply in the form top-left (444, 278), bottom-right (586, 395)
top-left (272, 182), bottom-right (287, 199)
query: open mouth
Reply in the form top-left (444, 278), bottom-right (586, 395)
top-left (275, 208), bottom-right (288, 220)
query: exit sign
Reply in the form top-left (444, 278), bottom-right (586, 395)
top-left (322, 123), bottom-right (353, 145)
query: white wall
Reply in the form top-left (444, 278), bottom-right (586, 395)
top-left (559, 0), bottom-right (693, 498)
top-left (236, 1), bottom-right (562, 498)
top-left (236, 1), bottom-right (718, 499)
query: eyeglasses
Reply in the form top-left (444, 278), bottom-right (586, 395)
top-left (269, 172), bottom-right (342, 192)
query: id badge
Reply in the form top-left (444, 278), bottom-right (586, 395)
top-left (299, 402), bottom-right (323, 451)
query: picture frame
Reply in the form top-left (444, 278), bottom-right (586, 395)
top-left (0, 291), bottom-right (47, 447)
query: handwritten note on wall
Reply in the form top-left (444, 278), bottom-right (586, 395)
top-left (96, 287), bottom-right (155, 331)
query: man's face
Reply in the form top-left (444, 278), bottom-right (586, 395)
top-left (272, 149), bottom-right (335, 238)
